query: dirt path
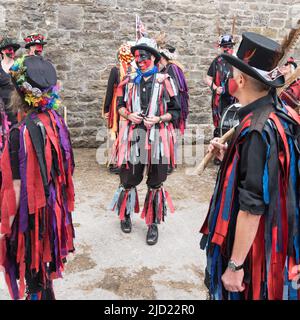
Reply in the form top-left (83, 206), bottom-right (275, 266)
top-left (0, 148), bottom-right (218, 300)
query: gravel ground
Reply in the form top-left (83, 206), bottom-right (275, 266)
top-left (0, 148), bottom-right (218, 300)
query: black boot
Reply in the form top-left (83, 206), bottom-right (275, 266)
top-left (146, 224), bottom-right (158, 245)
top-left (109, 165), bottom-right (120, 175)
top-left (120, 215), bottom-right (132, 233)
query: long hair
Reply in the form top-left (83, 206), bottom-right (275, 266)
top-left (9, 88), bottom-right (31, 115)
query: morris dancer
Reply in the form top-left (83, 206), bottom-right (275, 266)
top-left (0, 54), bottom-right (75, 300)
top-left (159, 44), bottom-right (189, 135)
top-left (200, 32), bottom-right (300, 300)
top-left (24, 33), bottom-right (47, 56)
top-left (279, 57), bottom-right (300, 111)
top-left (103, 43), bottom-right (134, 174)
top-left (0, 36), bottom-right (20, 129)
top-left (206, 33), bottom-right (236, 165)
top-left (110, 37), bottom-right (180, 245)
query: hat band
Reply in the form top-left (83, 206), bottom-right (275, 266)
top-left (252, 66), bottom-right (283, 82)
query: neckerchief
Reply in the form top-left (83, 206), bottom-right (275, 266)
top-left (134, 66), bottom-right (158, 84)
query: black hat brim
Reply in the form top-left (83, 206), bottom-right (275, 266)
top-left (160, 51), bottom-right (170, 61)
top-left (219, 42), bottom-right (235, 47)
top-left (221, 53), bottom-right (285, 88)
top-left (131, 45), bottom-right (161, 64)
top-left (25, 41), bottom-right (47, 49)
top-left (0, 43), bottom-right (20, 52)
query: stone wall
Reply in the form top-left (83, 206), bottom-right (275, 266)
top-left (0, 0), bottom-right (299, 147)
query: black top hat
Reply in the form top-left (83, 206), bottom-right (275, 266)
top-left (24, 34), bottom-right (47, 49)
top-left (0, 37), bottom-right (20, 52)
top-left (24, 55), bottom-right (57, 90)
top-left (131, 37), bottom-right (161, 64)
top-left (221, 32), bottom-right (285, 88)
top-left (218, 34), bottom-right (235, 47)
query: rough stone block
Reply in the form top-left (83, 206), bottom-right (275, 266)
top-left (58, 5), bottom-right (84, 30)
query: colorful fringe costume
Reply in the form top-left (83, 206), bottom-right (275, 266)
top-left (110, 69), bottom-right (178, 225)
top-left (207, 55), bottom-right (236, 132)
top-left (165, 62), bottom-right (189, 135)
top-left (0, 109), bottom-right (75, 300)
top-left (280, 79), bottom-right (300, 111)
top-left (200, 95), bottom-right (300, 300)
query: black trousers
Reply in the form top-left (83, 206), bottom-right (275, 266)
top-left (120, 162), bottom-right (168, 189)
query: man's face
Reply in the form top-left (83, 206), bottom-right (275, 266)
top-left (29, 44), bottom-right (44, 56)
top-left (221, 46), bottom-right (234, 54)
top-left (159, 56), bottom-right (168, 70)
top-left (134, 50), bottom-right (153, 71)
top-left (228, 67), bottom-right (243, 98)
top-left (2, 46), bottom-right (15, 59)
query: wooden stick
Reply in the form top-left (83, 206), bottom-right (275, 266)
top-left (194, 126), bottom-right (236, 176)
top-left (64, 106), bottom-right (68, 126)
top-left (277, 67), bottom-right (300, 95)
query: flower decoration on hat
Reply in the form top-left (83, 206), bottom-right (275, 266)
top-left (24, 33), bottom-right (47, 48)
top-left (117, 43), bottom-right (134, 64)
top-left (10, 55), bottom-right (61, 110)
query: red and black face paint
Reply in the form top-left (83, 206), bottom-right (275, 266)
top-left (222, 46), bottom-right (234, 55)
top-left (34, 44), bottom-right (44, 56)
top-left (2, 47), bottom-right (15, 59)
top-left (134, 50), bottom-right (152, 71)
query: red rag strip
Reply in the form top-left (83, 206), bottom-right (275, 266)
top-left (0, 143), bottom-right (17, 234)
top-left (146, 191), bottom-right (153, 225)
top-left (251, 218), bottom-right (265, 300)
top-left (26, 129), bottom-right (46, 214)
top-left (211, 155), bottom-right (237, 246)
top-left (134, 189), bottom-right (140, 213)
top-left (158, 190), bottom-right (163, 222)
top-left (165, 190), bottom-right (175, 213)
top-left (119, 192), bottom-right (128, 221)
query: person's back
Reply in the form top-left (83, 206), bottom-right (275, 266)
top-left (0, 55), bottom-right (75, 300)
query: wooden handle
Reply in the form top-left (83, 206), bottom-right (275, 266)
top-left (194, 127), bottom-right (236, 175)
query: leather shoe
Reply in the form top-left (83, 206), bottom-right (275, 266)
top-left (146, 224), bottom-right (158, 245)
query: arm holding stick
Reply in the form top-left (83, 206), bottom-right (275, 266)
top-left (194, 126), bottom-right (235, 175)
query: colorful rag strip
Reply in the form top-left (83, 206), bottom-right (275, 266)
top-left (109, 185), bottom-right (140, 221)
top-left (141, 186), bottom-right (175, 225)
top-left (168, 63), bottom-right (189, 135)
top-left (110, 185), bottom-right (174, 225)
top-left (0, 109), bottom-right (75, 300)
top-left (200, 105), bottom-right (300, 300)
top-left (111, 73), bottom-right (177, 169)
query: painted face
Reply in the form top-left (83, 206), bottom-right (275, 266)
top-left (222, 46), bottom-right (234, 55)
top-left (228, 77), bottom-right (239, 96)
top-left (29, 44), bottom-right (43, 56)
top-left (2, 46), bottom-right (15, 59)
top-left (134, 50), bottom-right (152, 71)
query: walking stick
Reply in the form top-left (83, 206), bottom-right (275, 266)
top-left (194, 126), bottom-right (236, 176)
